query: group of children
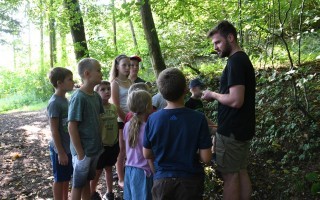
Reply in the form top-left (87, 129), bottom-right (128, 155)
top-left (47, 55), bottom-right (214, 200)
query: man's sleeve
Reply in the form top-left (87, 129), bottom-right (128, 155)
top-left (227, 58), bottom-right (246, 87)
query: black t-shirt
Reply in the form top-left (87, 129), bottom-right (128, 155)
top-left (134, 77), bottom-right (146, 83)
top-left (217, 51), bottom-right (256, 141)
top-left (185, 97), bottom-right (204, 113)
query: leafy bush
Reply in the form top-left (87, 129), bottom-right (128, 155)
top-left (0, 69), bottom-right (52, 112)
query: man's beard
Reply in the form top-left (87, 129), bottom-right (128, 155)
top-left (219, 41), bottom-right (232, 58)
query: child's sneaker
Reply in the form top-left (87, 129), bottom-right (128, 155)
top-left (91, 191), bottom-right (102, 200)
top-left (103, 192), bottom-right (114, 200)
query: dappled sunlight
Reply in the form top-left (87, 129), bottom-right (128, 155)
top-left (0, 110), bottom-right (53, 198)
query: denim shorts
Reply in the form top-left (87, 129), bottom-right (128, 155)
top-left (124, 166), bottom-right (153, 200)
top-left (72, 154), bottom-right (100, 188)
top-left (215, 133), bottom-right (251, 173)
top-left (49, 145), bottom-right (73, 182)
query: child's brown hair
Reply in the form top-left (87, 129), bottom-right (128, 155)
top-left (128, 83), bottom-right (149, 94)
top-left (109, 54), bottom-right (129, 81)
top-left (94, 81), bottom-right (110, 92)
top-left (48, 67), bottom-right (73, 88)
top-left (157, 68), bottom-right (186, 101)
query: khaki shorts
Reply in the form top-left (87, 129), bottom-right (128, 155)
top-left (215, 133), bottom-right (250, 173)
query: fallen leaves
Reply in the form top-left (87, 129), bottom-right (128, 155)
top-left (11, 152), bottom-right (22, 161)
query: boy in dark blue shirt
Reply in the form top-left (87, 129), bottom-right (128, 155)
top-left (143, 68), bottom-right (212, 200)
top-left (47, 67), bottom-right (74, 200)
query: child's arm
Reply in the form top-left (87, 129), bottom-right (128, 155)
top-left (143, 147), bottom-right (154, 159)
top-left (206, 116), bottom-right (217, 135)
top-left (143, 147), bottom-right (155, 173)
top-left (68, 121), bottom-right (85, 160)
top-left (49, 118), bottom-right (68, 165)
top-left (147, 158), bottom-right (155, 174)
top-left (199, 148), bottom-right (212, 164)
top-left (111, 81), bottom-right (126, 121)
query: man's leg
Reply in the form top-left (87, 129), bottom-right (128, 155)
top-left (222, 172), bottom-right (240, 200)
top-left (239, 169), bottom-right (252, 200)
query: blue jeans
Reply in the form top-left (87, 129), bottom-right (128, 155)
top-left (124, 166), bottom-right (153, 200)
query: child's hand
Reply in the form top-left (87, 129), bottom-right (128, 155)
top-left (58, 152), bottom-right (69, 166)
top-left (77, 153), bottom-right (85, 161)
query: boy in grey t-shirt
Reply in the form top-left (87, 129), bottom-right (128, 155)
top-left (68, 58), bottom-right (104, 200)
top-left (47, 67), bottom-right (74, 200)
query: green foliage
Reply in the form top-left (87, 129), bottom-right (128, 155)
top-left (0, 0), bottom-right (21, 44)
top-left (306, 172), bottom-right (320, 196)
top-left (204, 166), bottom-right (223, 199)
top-left (248, 64), bottom-right (320, 198)
top-left (0, 69), bottom-right (52, 112)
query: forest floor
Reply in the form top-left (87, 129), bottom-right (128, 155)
top-left (0, 110), bottom-right (124, 200)
top-left (2, 110), bottom-right (318, 200)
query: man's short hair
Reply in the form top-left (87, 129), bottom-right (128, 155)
top-left (207, 20), bottom-right (237, 41)
top-left (78, 58), bottom-right (100, 79)
top-left (157, 68), bottom-right (186, 101)
top-left (48, 67), bottom-right (73, 88)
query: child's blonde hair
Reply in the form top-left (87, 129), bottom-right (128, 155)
top-left (109, 54), bottom-right (129, 81)
top-left (127, 90), bottom-right (151, 148)
top-left (78, 58), bottom-right (100, 79)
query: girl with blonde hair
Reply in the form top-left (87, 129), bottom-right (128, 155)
top-left (123, 90), bottom-right (154, 200)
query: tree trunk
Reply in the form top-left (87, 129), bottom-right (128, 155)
top-left (40, 0), bottom-right (44, 72)
top-left (138, 0), bottom-right (166, 77)
top-left (64, 0), bottom-right (89, 60)
top-left (238, 0), bottom-right (243, 47)
top-left (13, 42), bottom-right (16, 70)
top-left (27, 1), bottom-right (32, 68)
top-left (123, 0), bottom-right (139, 54)
top-left (60, 32), bottom-right (68, 66)
top-left (111, 0), bottom-right (118, 54)
top-left (49, 0), bottom-right (56, 68)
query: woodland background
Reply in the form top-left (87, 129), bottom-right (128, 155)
top-left (0, 0), bottom-right (319, 199)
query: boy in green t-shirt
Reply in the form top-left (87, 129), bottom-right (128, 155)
top-left (90, 81), bottom-right (119, 200)
top-left (68, 58), bottom-right (104, 200)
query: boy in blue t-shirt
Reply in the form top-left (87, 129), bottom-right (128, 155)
top-left (143, 68), bottom-right (212, 200)
top-left (47, 67), bottom-right (74, 200)
top-left (68, 58), bottom-right (104, 200)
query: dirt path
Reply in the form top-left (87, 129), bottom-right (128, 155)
top-left (0, 110), bottom-right (123, 199)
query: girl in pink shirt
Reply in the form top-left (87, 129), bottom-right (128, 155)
top-left (123, 90), bottom-right (154, 200)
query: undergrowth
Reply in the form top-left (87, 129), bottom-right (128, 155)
top-left (203, 61), bottom-right (320, 199)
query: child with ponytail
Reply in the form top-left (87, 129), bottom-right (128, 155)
top-left (123, 90), bottom-right (154, 200)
